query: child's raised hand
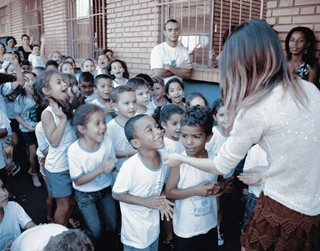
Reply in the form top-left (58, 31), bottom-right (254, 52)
top-left (50, 101), bottom-right (67, 119)
top-left (194, 181), bottom-right (214, 197)
top-left (100, 158), bottom-right (117, 173)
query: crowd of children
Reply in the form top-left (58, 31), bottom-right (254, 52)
top-left (0, 19), bottom-right (320, 251)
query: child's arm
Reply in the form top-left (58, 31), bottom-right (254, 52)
top-left (24, 220), bottom-right (37, 229)
top-left (165, 165), bottom-right (215, 200)
top-left (41, 102), bottom-right (67, 147)
top-left (112, 192), bottom-right (174, 220)
top-left (73, 158), bottom-right (117, 186)
top-left (40, 35), bottom-right (47, 63)
top-left (15, 114), bottom-right (35, 132)
top-left (115, 149), bottom-right (137, 158)
top-left (10, 58), bottom-right (24, 90)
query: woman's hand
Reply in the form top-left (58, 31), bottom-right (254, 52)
top-left (164, 153), bottom-right (184, 167)
top-left (238, 170), bottom-right (262, 185)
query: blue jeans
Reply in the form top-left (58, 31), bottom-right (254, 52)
top-left (123, 237), bottom-right (159, 251)
top-left (75, 186), bottom-right (117, 240)
top-left (243, 192), bottom-right (259, 225)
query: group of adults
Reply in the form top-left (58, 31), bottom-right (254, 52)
top-left (0, 34), bottom-right (33, 62)
top-left (150, 19), bottom-right (320, 251)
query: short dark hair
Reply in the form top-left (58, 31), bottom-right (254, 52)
top-left (124, 114), bottom-right (146, 143)
top-left (127, 77), bottom-right (149, 91)
top-left (164, 19), bottom-right (180, 30)
top-left (110, 85), bottom-right (134, 103)
top-left (185, 92), bottom-right (208, 108)
top-left (78, 71), bottom-right (94, 84)
top-left (45, 59), bottom-right (59, 69)
top-left (94, 74), bottom-right (113, 87)
top-left (136, 73), bottom-right (154, 89)
top-left (181, 106), bottom-right (213, 135)
top-left (6, 36), bottom-right (17, 46)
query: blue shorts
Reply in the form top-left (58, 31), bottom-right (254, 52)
top-left (45, 169), bottom-right (73, 198)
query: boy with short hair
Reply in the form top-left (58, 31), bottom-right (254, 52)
top-left (165, 106), bottom-right (220, 251)
top-left (28, 44), bottom-right (46, 68)
top-left (108, 86), bottom-right (137, 182)
top-left (126, 77), bottom-right (153, 115)
top-left (90, 74), bottom-right (115, 122)
top-left (78, 72), bottom-right (96, 104)
top-left (112, 114), bottom-right (174, 251)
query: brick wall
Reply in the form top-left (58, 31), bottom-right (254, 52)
top-left (267, 0), bottom-right (320, 60)
top-left (42, 0), bottom-right (69, 58)
top-left (106, 0), bottom-right (158, 76)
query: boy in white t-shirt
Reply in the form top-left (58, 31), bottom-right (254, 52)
top-left (28, 44), bottom-right (46, 68)
top-left (165, 106), bottom-right (222, 251)
top-left (108, 86), bottom-right (137, 182)
top-left (112, 114), bottom-right (174, 251)
top-left (0, 178), bottom-right (36, 250)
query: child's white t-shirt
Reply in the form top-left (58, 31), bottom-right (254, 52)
top-left (107, 118), bottom-right (135, 179)
top-left (173, 151), bottom-right (218, 238)
top-left (28, 54), bottom-right (45, 68)
top-left (0, 201), bottom-right (32, 251)
top-left (161, 136), bottom-right (185, 155)
top-left (14, 95), bottom-right (37, 132)
top-left (43, 106), bottom-right (77, 173)
top-left (0, 109), bottom-right (11, 169)
top-left (35, 122), bottom-right (48, 159)
top-left (68, 134), bottom-right (116, 192)
top-left (112, 152), bottom-right (168, 249)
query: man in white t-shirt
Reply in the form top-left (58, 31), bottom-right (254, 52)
top-left (150, 19), bottom-right (192, 83)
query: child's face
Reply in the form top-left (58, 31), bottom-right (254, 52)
top-left (110, 61), bottom-right (124, 79)
top-left (189, 97), bottom-right (206, 107)
top-left (51, 52), bottom-right (62, 64)
top-left (61, 63), bottom-right (74, 74)
top-left (167, 82), bottom-right (184, 105)
top-left (80, 110), bottom-right (106, 145)
top-left (161, 113), bottom-right (182, 141)
top-left (0, 179), bottom-right (9, 208)
top-left (24, 73), bottom-right (36, 95)
top-left (32, 46), bottom-right (40, 56)
top-left (0, 44), bottom-right (5, 54)
top-left (113, 91), bottom-right (137, 120)
top-left (181, 125), bottom-right (211, 157)
top-left (135, 86), bottom-right (150, 108)
top-left (153, 82), bottom-right (165, 100)
top-left (81, 60), bottom-right (95, 74)
top-left (132, 116), bottom-right (164, 150)
top-left (21, 64), bottom-right (31, 72)
top-left (98, 55), bottom-right (109, 69)
top-left (214, 106), bottom-right (230, 130)
top-left (47, 73), bottom-right (69, 101)
top-left (106, 51), bottom-right (114, 61)
top-left (94, 78), bottom-right (113, 101)
top-left (289, 31), bottom-right (308, 55)
top-left (79, 81), bottom-right (94, 97)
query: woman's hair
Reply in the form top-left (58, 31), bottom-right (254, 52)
top-left (285, 26), bottom-right (317, 68)
top-left (219, 19), bottom-right (307, 125)
top-left (152, 103), bottom-right (183, 130)
top-left (106, 59), bottom-right (130, 79)
top-left (6, 36), bottom-right (17, 46)
top-left (72, 104), bottom-right (104, 137)
top-left (185, 92), bottom-right (208, 108)
top-left (33, 70), bottom-right (74, 119)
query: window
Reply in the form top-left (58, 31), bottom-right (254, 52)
top-left (67, 0), bottom-right (107, 60)
top-left (21, 0), bottom-right (43, 44)
top-left (157, 0), bottom-right (266, 69)
top-left (0, 7), bottom-right (7, 35)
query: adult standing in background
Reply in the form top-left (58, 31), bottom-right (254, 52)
top-left (150, 19), bottom-right (192, 83)
top-left (17, 34), bottom-right (33, 61)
